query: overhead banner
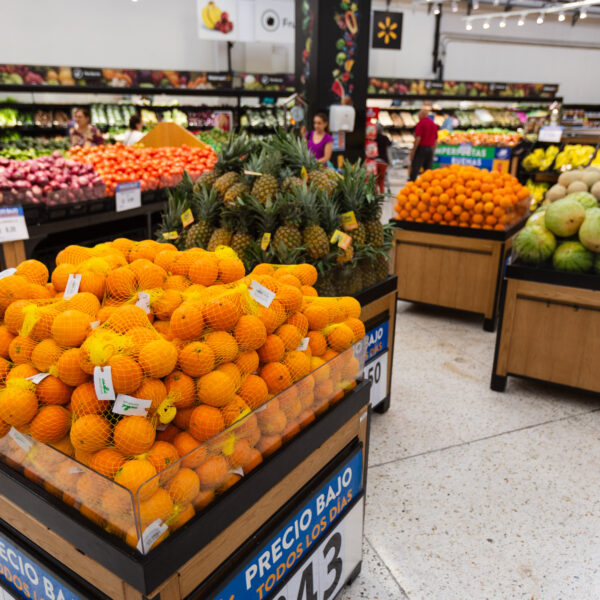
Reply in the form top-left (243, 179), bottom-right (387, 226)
top-left (372, 11), bottom-right (403, 50)
top-left (367, 78), bottom-right (559, 98)
top-left (197, 0), bottom-right (294, 43)
top-left (0, 64), bottom-right (232, 91)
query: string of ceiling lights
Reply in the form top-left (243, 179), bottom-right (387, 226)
top-left (424, 0), bottom-right (599, 28)
top-left (462, 0), bottom-right (600, 28)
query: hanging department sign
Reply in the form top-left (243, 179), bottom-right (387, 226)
top-left (434, 145), bottom-right (512, 173)
top-left (372, 11), bottom-right (402, 50)
top-left (209, 450), bottom-right (363, 600)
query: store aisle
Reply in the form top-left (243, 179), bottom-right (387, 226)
top-left (340, 302), bottom-right (600, 600)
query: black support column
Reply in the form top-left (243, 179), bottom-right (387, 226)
top-left (295, 0), bottom-right (372, 162)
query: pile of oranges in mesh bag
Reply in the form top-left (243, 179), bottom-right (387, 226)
top-left (0, 239), bottom-right (366, 552)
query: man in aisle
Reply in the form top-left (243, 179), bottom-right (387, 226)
top-left (409, 108), bottom-right (438, 181)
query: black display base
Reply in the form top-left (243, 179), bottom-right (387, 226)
top-left (483, 317), bottom-right (497, 333)
top-left (390, 213), bottom-right (528, 242)
top-left (506, 260), bottom-right (599, 292)
top-left (373, 395), bottom-right (391, 414)
top-left (490, 373), bottom-right (508, 392)
top-left (0, 380), bottom-right (371, 595)
top-left (352, 274), bottom-right (398, 306)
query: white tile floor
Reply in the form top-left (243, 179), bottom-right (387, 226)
top-left (340, 301), bottom-right (600, 600)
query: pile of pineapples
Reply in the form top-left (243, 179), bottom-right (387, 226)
top-left (157, 132), bottom-right (392, 296)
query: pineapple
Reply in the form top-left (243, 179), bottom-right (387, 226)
top-left (207, 204), bottom-right (234, 251)
top-left (375, 252), bottom-right (390, 282)
top-left (308, 168), bottom-right (339, 195)
top-left (281, 167), bottom-right (304, 192)
top-left (212, 134), bottom-right (254, 198)
top-left (185, 185), bottom-right (220, 249)
top-left (251, 149), bottom-right (281, 204)
top-left (273, 195), bottom-right (303, 251)
top-left (294, 185), bottom-right (329, 260)
top-left (156, 186), bottom-right (190, 249)
top-left (223, 181), bottom-right (250, 206)
top-left (336, 159), bottom-right (369, 245)
top-left (363, 186), bottom-right (386, 248)
top-left (321, 196), bottom-right (353, 265)
top-left (193, 170), bottom-right (218, 190)
top-left (228, 200), bottom-right (256, 264)
top-left (315, 262), bottom-right (338, 297)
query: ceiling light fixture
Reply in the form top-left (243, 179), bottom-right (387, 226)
top-left (466, 19), bottom-right (473, 29)
top-left (580, 7), bottom-right (588, 16)
top-left (536, 12), bottom-right (544, 22)
top-left (499, 17), bottom-right (507, 26)
top-left (452, 0), bottom-right (458, 12)
top-left (483, 19), bottom-right (490, 27)
top-left (472, 0), bottom-right (479, 9)
top-left (493, 0), bottom-right (500, 5)
top-left (434, 3), bottom-right (441, 14)
top-left (517, 15), bottom-right (525, 24)
top-left (558, 10), bottom-right (566, 19)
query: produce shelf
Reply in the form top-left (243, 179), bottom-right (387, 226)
top-left (0, 378), bottom-right (370, 597)
top-left (491, 259), bottom-right (600, 394)
top-left (391, 216), bottom-right (528, 331)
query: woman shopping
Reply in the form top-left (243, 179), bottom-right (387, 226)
top-left (305, 112), bottom-right (333, 165)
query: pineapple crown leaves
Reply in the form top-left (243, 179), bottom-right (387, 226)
top-left (245, 195), bottom-right (280, 234)
top-left (268, 128), bottom-right (319, 174)
top-left (287, 182), bottom-right (327, 226)
top-left (156, 187), bottom-right (190, 248)
top-left (215, 132), bottom-right (253, 175)
top-left (191, 183), bottom-right (220, 222)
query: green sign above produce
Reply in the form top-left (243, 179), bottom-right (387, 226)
top-left (367, 77), bottom-right (559, 98)
top-left (434, 144), bottom-right (512, 172)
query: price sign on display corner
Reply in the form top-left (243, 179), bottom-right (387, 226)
top-left (0, 206), bottom-right (29, 243)
top-left (366, 350), bottom-right (389, 409)
top-left (538, 125), bottom-right (563, 143)
top-left (116, 181), bottom-right (142, 213)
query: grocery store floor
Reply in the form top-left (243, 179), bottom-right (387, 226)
top-left (339, 170), bottom-right (600, 600)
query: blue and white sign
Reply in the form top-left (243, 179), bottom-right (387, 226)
top-left (115, 181), bottom-right (141, 213)
top-left (0, 207), bottom-right (28, 243)
top-left (365, 320), bottom-right (389, 362)
top-left (210, 450), bottom-right (363, 600)
top-left (0, 532), bottom-right (83, 600)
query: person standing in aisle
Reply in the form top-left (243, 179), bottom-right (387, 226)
top-left (375, 123), bottom-right (391, 194)
top-left (409, 108), bottom-right (438, 181)
top-left (69, 107), bottom-right (104, 148)
top-left (123, 115), bottom-right (144, 145)
top-left (441, 111), bottom-right (455, 131)
top-left (305, 112), bottom-right (334, 165)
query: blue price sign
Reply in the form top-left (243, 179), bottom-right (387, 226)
top-left (211, 450), bottom-right (363, 600)
top-left (0, 531), bottom-right (83, 600)
top-left (365, 320), bottom-right (389, 362)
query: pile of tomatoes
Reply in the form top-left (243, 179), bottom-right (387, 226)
top-left (69, 144), bottom-right (217, 195)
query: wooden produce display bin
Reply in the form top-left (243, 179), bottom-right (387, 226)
top-left (491, 261), bottom-right (600, 394)
top-left (353, 275), bottom-right (398, 413)
top-left (392, 218), bottom-right (527, 331)
top-left (0, 381), bottom-right (371, 600)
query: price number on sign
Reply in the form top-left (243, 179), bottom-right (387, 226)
top-left (366, 350), bottom-right (388, 408)
top-left (272, 499), bottom-right (363, 600)
top-left (0, 207), bottom-right (29, 243)
top-left (116, 181), bottom-right (142, 212)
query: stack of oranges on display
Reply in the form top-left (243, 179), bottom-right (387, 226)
top-left (394, 165), bottom-right (530, 230)
top-left (0, 242), bottom-right (365, 553)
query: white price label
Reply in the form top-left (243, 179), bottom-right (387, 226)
top-left (93, 366), bottom-right (115, 401)
top-left (366, 350), bottom-right (388, 409)
top-left (68, 466), bottom-right (84, 474)
top-left (249, 280), bottom-right (276, 308)
top-left (112, 394), bottom-right (152, 416)
top-left (230, 466), bottom-right (245, 477)
top-left (0, 207), bottom-right (29, 243)
top-left (137, 519), bottom-right (168, 554)
top-left (0, 268), bottom-right (16, 279)
top-left (116, 181), bottom-right (142, 213)
top-left (135, 291), bottom-right (151, 314)
top-left (90, 320), bottom-right (101, 329)
top-left (538, 125), bottom-right (563, 143)
top-left (26, 372), bottom-right (50, 384)
top-left (8, 427), bottom-right (33, 452)
top-left (274, 499), bottom-right (364, 600)
top-left (297, 337), bottom-right (310, 351)
top-left (63, 273), bottom-right (81, 299)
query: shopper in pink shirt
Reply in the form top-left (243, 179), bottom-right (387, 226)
top-left (305, 112), bottom-right (333, 164)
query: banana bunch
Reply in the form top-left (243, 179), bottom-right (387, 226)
top-left (554, 144), bottom-right (596, 171)
top-left (522, 145), bottom-right (559, 171)
top-left (525, 179), bottom-right (549, 210)
top-left (201, 1), bottom-right (222, 29)
top-left (591, 150), bottom-right (600, 169)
